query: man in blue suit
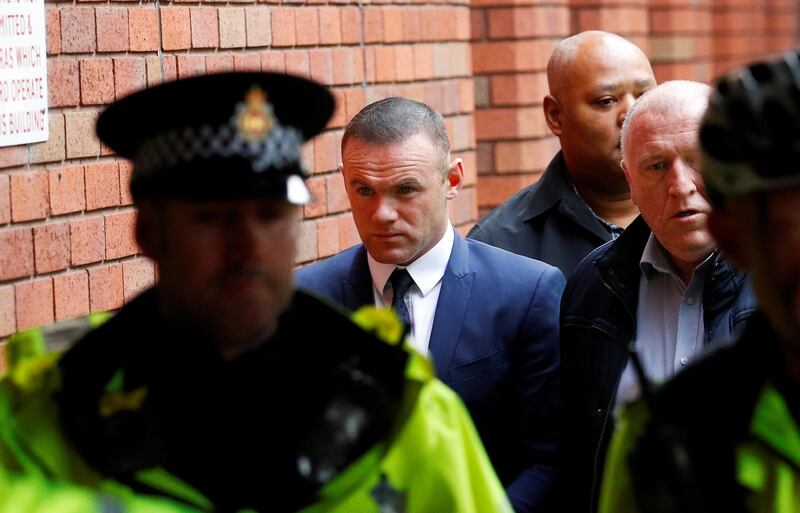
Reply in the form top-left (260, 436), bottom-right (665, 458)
top-left (296, 97), bottom-right (565, 513)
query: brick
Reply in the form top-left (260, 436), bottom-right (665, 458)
top-left (389, 45), bottom-right (412, 82)
top-left (84, 162), bottom-right (120, 211)
top-left (0, 175), bottom-right (9, 225)
top-left (474, 106), bottom-right (548, 141)
top-left (33, 222), bottom-right (71, 274)
top-left (129, 7), bottom-right (160, 52)
top-left (0, 148), bottom-right (26, 170)
top-left (119, 162), bottom-right (133, 205)
top-left (478, 174), bottom-right (538, 208)
top-left (80, 58), bottom-right (114, 105)
top-left (488, 7), bottom-right (570, 39)
top-left (650, 36), bottom-right (696, 61)
top-left (66, 111), bottom-right (101, 159)
top-left (344, 87), bottom-right (366, 123)
top-left (161, 7), bottom-right (191, 51)
top-left (309, 49), bottom-right (333, 85)
top-left (374, 46), bottom-right (396, 83)
top-left (220, 8), bottom-right (246, 48)
top-left (340, 6), bottom-right (361, 45)
top-left (54, 271), bottom-right (90, 321)
top-left (317, 216), bottom-right (340, 258)
top-left (122, 259), bottom-right (155, 302)
top-left (89, 264), bottom-right (123, 312)
top-left (113, 57), bottom-right (147, 100)
top-left (364, 7), bottom-right (382, 43)
top-left (314, 131), bottom-right (339, 174)
top-left (271, 8), bottom-right (296, 47)
top-left (318, 7), bottom-right (341, 45)
top-left (0, 228), bottom-right (34, 281)
top-left (71, 216), bottom-right (105, 265)
top-left (285, 50), bottom-right (310, 77)
top-left (459, 150), bottom-right (478, 187)
top-left (403, 8), bottom-right (422, 42)
top-left (15, 278), bottom-right (54, 330)
top-left (259, 50), bottom-right (284, 72)
top-left (448, 187), bottom-right (475, 226)
top-left (495, 138), bottom-right (559, 174)
top-left (233, 54), bottom-right (261, 72)
top-left (46, 7), bottom-right (61, 56)
top-left (295, 9), bottom-right (321, 47)
top-left (303, 176), bottom-right (327, 218)
top-left (30, 113), bottom-right (66, 164)
top-left (48, 59), bottom-right (79, 108)
top-left (207, 53), bottom-right (235, 73)
top-left (413, 45), bottom-right (433, 80)
top-left (576, 7), bottom-right (649, 34)
top-left (329, 89), bottom-right (347, 129)
top-left (491, 72), bottom-right (548, 106)
top-left (97, 7), bottom-right (129, 52)
top-left (61, 7), bottom-right (96, 53)
top-left (245, 7), bottom-right (271, 47)
top-left (11, 172), bottom-right (48, 222)
top-left (296, 220), bottom-right (318, 263)
top-left (0, 286), bottom-right (14, 337)
top-left (326, 173), bottom-right (349, 213)
top-left (383, 6), bottom-right (404, 43)
top-left (338, 214), bottom-right (359, 249)
top-left (190, 7), bottom-right (219, 49)
top-left (177, 54), bottom-right (207, 78)
top-left (48, 166), bottom-right (85, 215)
top-left (470, 9), bottom-right (486, 41)
top-left (105, 210), bottom-right (139, 260)
top-left (332, 47), bottom-right (353, 85)
top-left (472, 40), bottom-right (555, 74)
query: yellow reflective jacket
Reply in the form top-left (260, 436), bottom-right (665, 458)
top-left (599, 318), bottom-right (800, 513)
top-left (0, 293), bottom-right (512, 513)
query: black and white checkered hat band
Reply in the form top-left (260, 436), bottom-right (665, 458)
top-left (134, 118), bottom-right (304, 176)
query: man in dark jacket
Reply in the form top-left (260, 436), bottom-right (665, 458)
top-left (468, 31), bottom-right (655, 277)
top-left (559, 80), bottom-right (756, 513)
top-left (600, 49), bottom-right (800, 513)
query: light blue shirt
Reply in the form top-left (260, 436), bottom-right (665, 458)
top-left (615, 234), bottom-right (715, 409)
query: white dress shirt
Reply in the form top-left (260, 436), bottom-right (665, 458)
top-left (367, 224), bottom-right (454, 356)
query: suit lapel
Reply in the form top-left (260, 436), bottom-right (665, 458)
top-left (429, 232), bottom-right (474, 383)
top-left (341, 245), bottom-right (375, 311)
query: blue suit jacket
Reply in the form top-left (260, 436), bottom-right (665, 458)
top-left (296, 231), bottom-right (565, 513)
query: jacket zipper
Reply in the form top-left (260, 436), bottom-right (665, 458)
top-left (587, 271), bottom-right (637, 513)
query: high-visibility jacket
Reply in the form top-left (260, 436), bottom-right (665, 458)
top-left (0, 292), bottom-right (512, 513)
top-left (599, 316), bottom-right (800, 513)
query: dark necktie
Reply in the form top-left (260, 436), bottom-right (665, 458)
top-left (389, 268), bottom-right (414, 328)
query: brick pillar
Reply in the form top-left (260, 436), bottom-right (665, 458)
top-left (470, 1), bottom-right (569, 218)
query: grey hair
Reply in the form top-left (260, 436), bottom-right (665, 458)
top-left (342, 97), bottom-right (451, 175)
top-left (621, 80), bottom-right (712, 160)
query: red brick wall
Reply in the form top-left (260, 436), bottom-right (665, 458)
top-left (0, 1), bottom-right (475, 338)
top-left (0, 0), bottom-right (798, 339)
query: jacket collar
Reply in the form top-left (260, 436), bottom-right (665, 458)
top-left (520, 152), bottom-right (613, 242)
top-left (595, 216), bottom-right (750, 328)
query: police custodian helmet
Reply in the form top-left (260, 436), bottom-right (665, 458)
top-left (700, 49), bottom-right (800, 205)
top-left (96, 72), bottom-right (335, 203)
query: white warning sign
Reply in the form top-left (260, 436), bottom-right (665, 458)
top-left (0, 0), bottom-right (48, 147)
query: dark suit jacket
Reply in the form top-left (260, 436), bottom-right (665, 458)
top-left (468, 152), bottom-right (615, 278)
top-left (296, 231), bottom-right (565, 513)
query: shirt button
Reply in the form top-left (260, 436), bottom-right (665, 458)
top-left (680, 357), bottom-right (689, 366)
top-left (686, 297), bottom-right (695, 305)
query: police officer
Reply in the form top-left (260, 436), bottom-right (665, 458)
top-left (598, 50), bottom-right (800, 513)
top-left (0, 72), bottom-right (512, 513)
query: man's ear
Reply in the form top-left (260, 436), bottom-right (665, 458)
top-left (445, 158), bottom-right (463, 199)
top-left (621, 160), bottom-right (638, 206)
top-left (135, 201), bottom-right (161, 260)
top-left (543, 95), bottom-right (563, 136)
top-left (708, 208), bottom-right (748, 269)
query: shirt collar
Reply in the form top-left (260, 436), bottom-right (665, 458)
top-left (640, 232), bottom-right (716, 279)
top-left (367, 223), bottom-right (454, 296)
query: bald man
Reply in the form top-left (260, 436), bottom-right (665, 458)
top-left (558, 81), bottom-right (756, 512)
top-left (469, 31), bottom-right (656, 277)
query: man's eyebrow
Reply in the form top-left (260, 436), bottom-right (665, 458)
top-left (590, 79), bottom-right (657, 95)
